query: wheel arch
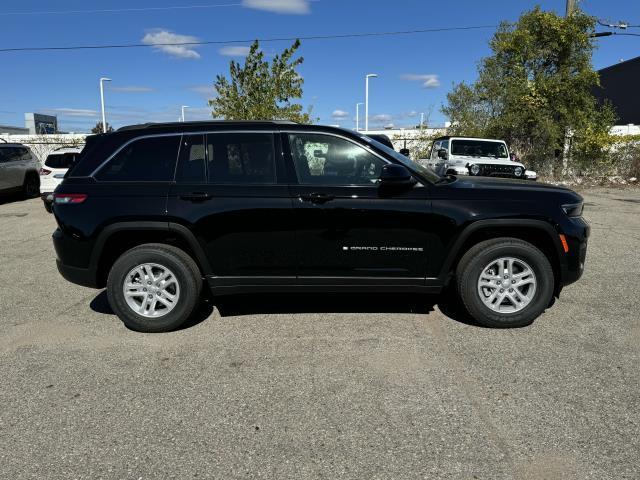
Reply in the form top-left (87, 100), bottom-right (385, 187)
top-left (91, 222), bottom-right (212, 288)
top-left (439, 219), bottom-right (566, 295)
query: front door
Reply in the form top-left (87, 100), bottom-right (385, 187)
top-left (284, 131), bottom-right (432, 286)
top-left (167, 131), bottom-right (297, 286)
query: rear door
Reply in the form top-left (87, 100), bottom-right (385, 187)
top-left (167, 130), bottom-right (297, 286)
top-left (284, 131), bottom-right (432, 286)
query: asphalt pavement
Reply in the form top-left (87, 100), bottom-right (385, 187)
top-left (0, 187), bottom-right (638, 479)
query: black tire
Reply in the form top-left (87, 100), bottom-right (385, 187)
top-left (107, 243), bottom-right (202, 333)
top-left (456, 237), bottom-right (554, 328)
top-left (23, 173), bottom-right (40, 198)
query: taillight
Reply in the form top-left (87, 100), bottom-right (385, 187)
top-left (53, 193), bottom-right (87, 204)
top-left (39, 168), bottom-right (52, 176)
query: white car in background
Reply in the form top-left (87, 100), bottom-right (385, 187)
top-left (0, 141), bottom-right (41, 198)
top-left (40, 146), bottom-right (82, 211)
top-left (424, 136), bottom-right (537, 180)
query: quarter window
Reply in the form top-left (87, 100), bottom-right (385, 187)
top-left (96, 136), bottom-right (180, 182)
top-left (206, 133), bottom-right (275, 184)
top-left (288, 133), bottom-right (386, 185)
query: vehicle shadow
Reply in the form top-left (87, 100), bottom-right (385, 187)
top-left (89, 290), bottom-right (215, 331)
top-left (89, 289), bottom-right (481, 330)
top-left (0, 192), bottom-right (30, 206)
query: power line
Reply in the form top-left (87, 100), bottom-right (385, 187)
top-left (0, 2), bottom-right (243, 16)
top-left (0, 25), bottom-right (496, 53)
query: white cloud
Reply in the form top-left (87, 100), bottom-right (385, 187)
top-left (109, 86), bottom-right (155, 93)
top-left (372, 114), bottom-right (392, 122)
top-left (401, 74), bottom-right (441, 88)
top-left (407, 110), bottom-right (418, 118)
top-left (189, 85), bottom-right (215, 97)
top-left (331, 109), bottom-right (349, 120)
top-left (142, 29), bottom-right (201, 59)
top-left (242, 0), bottom-right (310, 15)
top-left (219, 45), bottom-right (251, 57)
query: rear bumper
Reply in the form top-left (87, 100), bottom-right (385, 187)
top-left (56, 260), bottom-right (100, 288)
top-left (53, 228), bottom-right (99, 288)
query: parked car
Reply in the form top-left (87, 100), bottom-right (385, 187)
top-left (52, 121), bottom-right (588, 332)
top-left (0, 141), bottom-right (40, 197)
top-left (425, 136), bottom-right (537, 180)
top-left (40, 146), bottom-right (83, 212)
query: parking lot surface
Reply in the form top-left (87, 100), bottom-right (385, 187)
top-left (0, 187), bottom-right (638, 479)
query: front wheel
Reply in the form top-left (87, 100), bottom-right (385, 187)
top-left (107, 244), bottom-right (202, 332)
top-left (456, 238), bottom-right (554, 328)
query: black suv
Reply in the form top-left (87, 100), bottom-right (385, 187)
top-left (52, 121), bottom-right (589, 332)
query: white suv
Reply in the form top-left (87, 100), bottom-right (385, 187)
top-left (40, 146), bottom-right (83, 212)
top-left (425, 136), bottom-right (537, 180)
top-left (0, 142), bottom-right (41, 197)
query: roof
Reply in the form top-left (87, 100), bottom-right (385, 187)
top-left (433, 136), bottom-right (506, 142)
top-left (117, 120), bottom-right (298, 132)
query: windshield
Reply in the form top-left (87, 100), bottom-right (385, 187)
top-left (354, 131), bottom-right (442, 183)
top-left (451, 139), bottom-right (508, 158)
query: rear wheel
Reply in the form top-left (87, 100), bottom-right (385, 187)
top-left (456, 238), bottom-right (554, 328)
top-left (23, 173), bottom-right (40, 198)
top-left (107, 244), bottom-right (202, 332)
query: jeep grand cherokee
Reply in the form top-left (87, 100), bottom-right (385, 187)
top-left (52, 121), bottom-right (589, 332)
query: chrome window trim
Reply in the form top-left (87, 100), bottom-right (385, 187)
top-left (90, 130), bottom-right (279, 178)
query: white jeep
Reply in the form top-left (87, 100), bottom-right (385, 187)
top-left (0, 141), bottom-right (41, 197)
top-left (425, 136), bottom-right (537, 180)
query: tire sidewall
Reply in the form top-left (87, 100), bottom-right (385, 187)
top-left (107, 248), bottom-right (198, 332)
top-left (461, 243), bottom-right (553, 327)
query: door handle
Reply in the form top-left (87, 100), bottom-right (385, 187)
top-left (179, 192), bottom-right (211, 202)
top-left (300, 193), bottom-right (335, 204)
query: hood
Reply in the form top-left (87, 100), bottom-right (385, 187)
top-left (451, 175), bottom-right (581, 199)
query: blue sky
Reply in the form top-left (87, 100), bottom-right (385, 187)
top-left (0, 0), bottom-right (638, 132)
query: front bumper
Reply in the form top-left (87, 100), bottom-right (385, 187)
top-left (559, 217), bottom-right (590, 287)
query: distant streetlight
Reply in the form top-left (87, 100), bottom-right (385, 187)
top-left (420, 112), bottom-right (425, 129)
top-left (365, 73), bottom-right (378, 132)
top-left (99, 77), bottom-right (111, 133)
top-left (181, 105), bottom-right (190, 122)
top-left (355, 102), bottom-right (364, 131)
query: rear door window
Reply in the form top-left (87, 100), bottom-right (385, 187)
top-left (45, 153), bottom-right (78, 169)
top-left (96, 135), bottom-right (181, 182)
top-left (206, 133), bottom-right (276, 184)
top-left (175, 135), bottom-right (206, 183)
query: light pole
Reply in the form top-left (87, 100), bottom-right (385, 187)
top-left (365, 73), bottom-right (377, 132)
top-left (99, 77), bottom-right (111, 133)
top-left (420, 112), bottom-right (425, 129)
top-left (181, 105), bottom-right (189, 122)
top-left (355, 102), bottom-right (363, 131)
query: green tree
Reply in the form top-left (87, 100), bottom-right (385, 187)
top-left (210, 39), bottom-right (313, 123)
top-left (91, 121), bottom-right (113, 134)
top-left (443, 7), bottom-right (615, 176)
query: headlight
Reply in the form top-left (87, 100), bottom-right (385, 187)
top-left (469, 164), bottom-right (480, 175)
top-left (514, 166), bottom-right (523, 177)
top-left (562, 202), bottom-right (584, 217)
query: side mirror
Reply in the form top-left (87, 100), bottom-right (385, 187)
top-left (437, 148), bottom-right (448, 160)
top-left (379, 164), bottom-right (417, 188)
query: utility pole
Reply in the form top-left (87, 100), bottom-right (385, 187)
top-left (99, 77), bottom-right (111, 134)
top-left (365, 73), bottom-right (377, 132)
top-left (566, 0), bottom-right (577, 16)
